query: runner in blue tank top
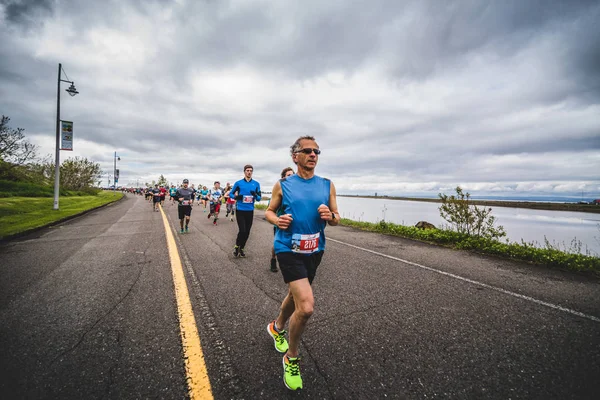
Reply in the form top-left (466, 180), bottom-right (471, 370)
top-left (264, 135), bottom-right (340, 391)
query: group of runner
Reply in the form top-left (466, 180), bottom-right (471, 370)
top-left (144, 136), bottom-right (338, 391)
top-left (142, 184), bottom-right (167, 211)
top-left (154, 177), bottom-right (255, 237)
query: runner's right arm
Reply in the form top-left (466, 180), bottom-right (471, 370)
top-left (230, 182), bottom-right (243, 200)
top-left (265, 181), bottom-right (292, 229)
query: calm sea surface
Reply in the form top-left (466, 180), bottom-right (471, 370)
top-left (335, 197), bottom-right (600, 256)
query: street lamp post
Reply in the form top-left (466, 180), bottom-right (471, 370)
top-left (113, 151), bottom-right (120, 195)
top-left (53, 63), bottom-right (79, 210)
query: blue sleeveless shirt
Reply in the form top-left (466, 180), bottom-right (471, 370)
top-left (274, 174), bottom-right (330, 254)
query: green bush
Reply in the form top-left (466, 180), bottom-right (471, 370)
top-left (439, 186), bottom-right (506, 240)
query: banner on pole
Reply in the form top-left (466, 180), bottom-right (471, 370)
top-left (61, 120), bottom-right (73, 150)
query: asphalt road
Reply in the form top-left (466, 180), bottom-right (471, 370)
top-left (1, 193), bottom-right (599, 399)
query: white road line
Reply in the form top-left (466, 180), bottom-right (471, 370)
top-left (328, 237), bottom-right (600, 323)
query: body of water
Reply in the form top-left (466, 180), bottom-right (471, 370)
top-left (336, 197), bottom-right (600, 256)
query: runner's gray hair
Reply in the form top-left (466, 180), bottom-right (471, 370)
top-left (290, 135), bottom-right (316, 156)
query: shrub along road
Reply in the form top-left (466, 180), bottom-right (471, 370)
top-left (1, 194), bottom-right (599, 399)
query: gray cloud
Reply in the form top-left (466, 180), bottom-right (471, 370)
top-left (0, 0), bottom-right (599, 196)
top-left (2, 0), bottom-right (53, 25)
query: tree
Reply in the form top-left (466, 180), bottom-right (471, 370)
top-left (59, 157), bottom-right (102, 190)
top-left (0, 115), bottom-right (37, 166)
top-left (25, 154), bottom-right (54, 185)
top-left (157, 174), bottom-right (168, 186)
top-left (438, 186), bottom-right (506, 240)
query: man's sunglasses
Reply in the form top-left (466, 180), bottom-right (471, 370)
top-left (295, 148), bottom-right (321, 155)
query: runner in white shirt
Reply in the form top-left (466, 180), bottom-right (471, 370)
top-left (207, 181), bottom-right (223, 226)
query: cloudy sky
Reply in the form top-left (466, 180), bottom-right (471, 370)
top-left (1, 0), bottom-right (599, 198)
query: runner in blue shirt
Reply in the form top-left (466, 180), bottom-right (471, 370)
top-left (200, 186), bottom-right (209, 211)
top-left (169, 185), bottom-right (177, 205)
top-left (230, 164), bottom-right (261, 258)
top-left (264, 136), bottom-right (339, 391)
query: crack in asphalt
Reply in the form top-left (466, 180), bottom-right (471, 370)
top-left (47, 252), bottom-right (149, 368)
top-left (301, 340), bottom-right (335, 399)
top-left (105, 329), bottom-right (122, 399)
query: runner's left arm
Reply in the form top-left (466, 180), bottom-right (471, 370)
top-left (251, 182), bottom-right (262, 202)
top-left (327, 181), bottom-right (340, 226)
top-left (317, 181), bottom-right (340, 226)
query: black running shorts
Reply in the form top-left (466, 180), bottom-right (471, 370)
top-left (276, 251), bottom-right (324, 284)
top-left (178, 205), bottom-right (192, 219)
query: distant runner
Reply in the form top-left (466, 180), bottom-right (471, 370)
top-left (224, 187), bottom-right (236, 221)
top-left (169, 185), bottom-right (177, 205)
top-left (207, 181), bottom-right (223, 225)
top-left (175, 179), bottom-right (195, 233)
top-left (159, 185), bottom-right (167, 206)
top-left (151, 184), bottom-right (161, 212)
top-left (200, 186), bottom-right (209, 211)
top-left (230, 164), bottom-right (261, 258)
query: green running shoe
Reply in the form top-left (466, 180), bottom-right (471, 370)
top-left (282, 355), bottom-right (302, 390)
top-left (267, 321), bottom-right (288, 353)
top-left (180, 228), bottom-right (184, 234)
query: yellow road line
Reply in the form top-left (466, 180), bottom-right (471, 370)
top-left (159, 204), bottom-right (213, 399)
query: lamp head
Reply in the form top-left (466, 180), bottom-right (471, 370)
top-left (66, 83), bottom-right (79, 97)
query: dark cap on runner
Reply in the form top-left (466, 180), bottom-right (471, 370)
top-left (183, 179), bottom-right (189, 183)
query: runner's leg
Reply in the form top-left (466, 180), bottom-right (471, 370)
top-left (275, 288), bottom-right (295, 331)
top-left (285, 278), bottom-right (313, 358)
top-left (235, 210), bottom-right (248, 247)
top-left (239, 210), bottom-right (254, 248)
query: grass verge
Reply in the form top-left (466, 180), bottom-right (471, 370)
top-left (340, 218), bottom-right (600, 275)
top-left (0, 191), bottom-right (123, 239)
top-left (0, 179), bottom-right (101, 197)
